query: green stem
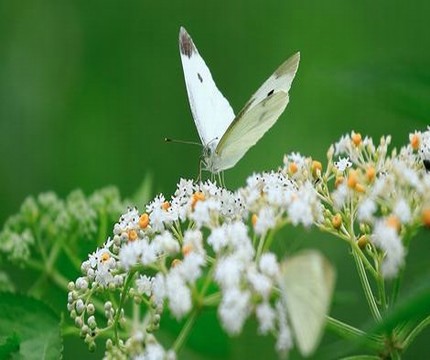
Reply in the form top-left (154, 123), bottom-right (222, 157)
top-left (61, 242), bottom-right (84, 272)
top-left (256, 234), bottom-right (266, 260)
top-left (349, 238), bottom-right (379, 279)
top-left (46, 240), bottom-right (62, 273)
top-left (402, 315), bottom-right (430, 350)
top-left (390, 265), bottom-right (405, 307)
top-left (352, 248), bottom-right (382, 322)
top-left (172, 308), bottom-right (199, 353)
top-left (376, 269), bottom-right (387, 311)
top-left (202, 292), bottom-right (221, 307)
top-left (114, 270), bottom-right (136, 344)
top-left (326, 316), bottom-right (383, 350)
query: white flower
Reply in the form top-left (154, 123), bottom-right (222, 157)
top-left (259, 252), bottom-right (279, 278)
top-left (208, 222), bottom-right (254, 260)
top-left (165, 271), bottom-right (191, 319)
top-left (263, 172), bottom-right (296, 208)
top-left (147, 195), bottom-right (177, 232)
top-left (288, 181), bottom-right (322, 227)
top-left (254, 206), bottom-right (276, 235)
top-left (334, 157), bottom-right (352, 172)
top-left (372, 220), bottom-right (405, 278)
top-left (119, 241), bottom-right (140, 269)
top-left (219, 288), bottom-right (251, 335)
top-left (136, 275), bottom-right (153, 297)
top-left (207, 226), bottom-right (229, 253)
top-left (135, 342), bottom-right (166, 360)
top-left (334, 134), bottom-right (351, 155)
top-left (214, 255), bottom-right (245, 290)
top-left (284, 152), bottom-right (307, 168)
top-left (176, 252), bottom-right (206, 283)
top-left (190, 198), bottom-right (220, 229)
top-left (332, 183), bottom-right (350, 210)
top-left (393, 198), bottom-right (411, 224)
top-left (183, 229), bottom-right (204, 254)
top-left (256, 302), bottom-right (276, 334)
top-left (357, 198), bottom-right (377, 223)
top-left (171, 179), bottom-right (195, 221)
top-left (153, 231), bottom-right (180, 256)
top-left (275, 300), bottom-right (293, 354)
top-left (247, 267), bottom-right (273, 299)
top-left (119, 238), bottom-right (157, 270)
top-left (86, 244), bottom-right (117, 286)
top-left (94, 261), bottom-right (115, 286)
top-left (114, 207), bottom-right (140, 235)
top-left (152, 273), bottom-right (165, 306)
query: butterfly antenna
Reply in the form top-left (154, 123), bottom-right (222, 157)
top-left (164, 137), bottom-right (202, 147)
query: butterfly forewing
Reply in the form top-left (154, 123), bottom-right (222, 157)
top-left (214, 52), bottom-right (300, 171)
top-left (179, 27), bottom-right (235, 146)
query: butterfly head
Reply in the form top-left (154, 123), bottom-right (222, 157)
top-left (202, 138), bottom-right (222, 174)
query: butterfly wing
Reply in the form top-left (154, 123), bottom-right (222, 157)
top-left (279, 250), bottom-right (335, 356)
top-left (179, 27), bottom-right (235, 146)
top-left (212, 52), bottom-right (300, 172)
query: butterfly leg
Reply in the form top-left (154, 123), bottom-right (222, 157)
top-left (197, 159), bottom-right (204, 183)
top-left (217, 171), bottom-right (226, 188)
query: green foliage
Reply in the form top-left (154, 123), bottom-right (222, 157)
top-left (0, 293), bottom-right (62, 359)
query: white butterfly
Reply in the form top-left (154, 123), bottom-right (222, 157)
top-left (179, 27), bottom-right (300, 174)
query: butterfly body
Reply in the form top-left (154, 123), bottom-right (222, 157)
top-left (179, 27), bottom-right (300, 174)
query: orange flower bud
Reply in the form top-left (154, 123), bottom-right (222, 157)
top-left (357, 235), bottom-right (369, 249)
top-left (355, 183), bottom-right (366, 193)
top-left (171, 259), bottom-right (182, 267)
top-left (366, 166), bottom-right (376, 182)
top-left (347, 170), bottom-right (358, 189)
top-left (191, 192), bottom-right (205, 209)
top-left (139, 213), bottom-right (149, 229)
top-left (332, 213), bottom-right (342, 229)
top-left (335, 176), bottom-right (344, 188)
top-left (312, 160), bottom-right (322, 177)
top-left (352, 132), bottom-right (362, 146)
top-left (410, 133), bottom-right (420, 151)
top-left (162, 201), bottom-right (171, 211)
top-left (101, 252), bottom-right (110, 263)
top-left (289, 162), bottom-right (298, 174)
top-left (128, 229), bottom-right (138, 241)
top-left (386, 215), bottom-right (401, 232)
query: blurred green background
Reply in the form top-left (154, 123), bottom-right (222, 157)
top-left (0, 0), bottom-right (429, 359)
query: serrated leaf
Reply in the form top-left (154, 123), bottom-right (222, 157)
top-left (279, 250), bottom-right (335, 357)
top-left (0, 292), bottom-right (62, 359)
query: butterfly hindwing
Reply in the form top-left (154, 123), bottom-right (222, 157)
top-left (179, 27), bottom-right (235, 146)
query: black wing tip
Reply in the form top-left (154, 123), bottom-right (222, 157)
top-left (179, 26), bottom-right (195, 58)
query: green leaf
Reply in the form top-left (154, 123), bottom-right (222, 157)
top-left (132, 173), bottom-right (153, 208)
top-left (0, 332), bottom-right (21, 358)
top-left (279, 250), bottom-right (336, 357)
top-left (374, 277), bottom-right (430, 334)
top-left (0, 292), bottom-right (62, 359)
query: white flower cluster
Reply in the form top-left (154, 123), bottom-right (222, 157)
top-left (329, 129), bottom-right (430, 277)
top-left (66, 127), bottom-right (430, 358)
top-left (67, 172), bottom-right (323, 358)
